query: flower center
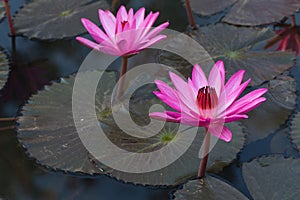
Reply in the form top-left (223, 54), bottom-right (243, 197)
top-left (197, 86), bottom-right (218, 110)
top-left (121, 21), bottom-right (128, 30)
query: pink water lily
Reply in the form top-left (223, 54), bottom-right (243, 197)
top-left (76, 5), bottom-right (169, 56)
top-left (149, 61), bottom-right (268, 142)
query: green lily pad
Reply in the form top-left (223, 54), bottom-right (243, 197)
top-left (174, 175), bottom-right (248, 200)
top-left (188, 0), bottom-right (300, 26)
top-left (0, 1), bottom-right (5, 22)
top-left (17, 71), bottom-right (116, 174)
top-left (290, 112), bottom-right (300, 151)
top-left (0, 50), bottom-right (9, 90)
top-left (158, 24), bottom-right (295, 86)
top-left (243, 156), bottom-right (300, 199)
top-left (242, 73), bottom-right (296, 143)
top-left (13, 0), bottom-right (110, 40)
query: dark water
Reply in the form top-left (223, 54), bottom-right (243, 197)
top-left (0, 0), bottom-right (299, 199)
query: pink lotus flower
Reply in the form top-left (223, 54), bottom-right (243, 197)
top-left (149, 61), bottom-right (267, 142)
top-left (76, 5), bottom-right (169, 56)
top-left (265, 26), bottom-right (300, 55)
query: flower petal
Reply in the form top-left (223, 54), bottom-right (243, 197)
top-left (192, 64), bottom-right (208, 90)
top-left (99, 9), bottom-right (116, 38)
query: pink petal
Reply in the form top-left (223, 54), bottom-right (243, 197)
top-left (192, 64), bottom-right (208, 90)
top-left (149, 111), bottom-right (180, 123)
top-left (76, 37), bottom-right (100, 50)
top-left (214, 60), bottom-right (225, 86)
top-left (99, 9), bottom-right (116, 38)
top-left (81, 18), bottom-right (109, 44)
top-left (116, 5), bottom-right (128, 22)
top-left (208, 62), bottom-right (222, 96)
top-left (142, 22), bottom-right (169, 41)
top-left (138, 35), bottom-right (166, 50)
top-left (208, 124), bottom-right (232, 142)
top-left (236, 97), bottom-right (267, 114)
top-left (224, 70), bottom-right (245, 95)
top-left (134, 7), bottom-right (146, 28)
top-left (224, 114), bottom-right (248, 123)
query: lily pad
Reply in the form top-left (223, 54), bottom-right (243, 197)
top-left (0, 1), bottom-right (5, 22)
top-left (188, 0), bottom-right (300, 26)
top-left (243, 156), bottom-right (300, 199)
top-left (174, 175), bottom-right (248, 200)
top-left (13, 0), bottom-right (110, 40)
top-left (0, 50), bottom-right (9, 90)
top-left (158, 24), bottom-right (295, 86)
top-left (17, 69), bottom-right (245, 186)
top-left (290, 112), bottom-right (300, 151)
top-left (242, 72), bottom-right (296, 143)
top-left (17, 71), bottom-right (116, 174)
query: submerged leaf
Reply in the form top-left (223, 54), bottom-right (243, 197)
top-left (242, 73), bottom-right (296, 142)
top-left (188, 0), bottom-right (300, 26)
top-left (159, 24), bottom-right (295, 86)
top-left (14, 0), bottom-right (110, 40)
top-left (0, 50), bottom-right (9, 90)
top-left (290, 112), bottom-right (300, 151)
top-left (174, 175), bottom-right (247, 200)
top-left (243, 156), bottom-right (300, 199)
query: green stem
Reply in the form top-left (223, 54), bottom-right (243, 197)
top-left (116, 56), bottom-right (128, 99)
top-left (185, 0), bottom-right (197, 29)
top-left (198, 129), bottom-right (210, 178)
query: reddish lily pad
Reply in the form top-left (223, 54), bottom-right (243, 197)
top-left (13, 0), bottom-right (110, 40)
top-left (0, 50), bottom-right (9, 90)
top-left (243, 156), bottom-right (300, 199)
top-left (174, 175), bottom-right (247, 200)
top-left (242, 73), bottom-right (296, 142)
top-left (188, 0), bottom-right (300, 26)
top-left (158, 24), bottom-right (295, 86)
top-left (290, 112), bottom-right (300, 151)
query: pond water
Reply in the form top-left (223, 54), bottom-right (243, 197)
top-left (0, 0), bottom-right (300, 199)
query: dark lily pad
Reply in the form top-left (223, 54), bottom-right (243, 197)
top-left (13, 0), bottom-right (110, 40)
top-left (188, 0), bottom-right (300, 26)
top-left (243, 156), bottom-right (300, 199)
top-left (0, 1), bottom-right (5, 22)
top-left (174, 175), bottom-right (247, 200)
top-left (17, 69), bottom-right (245, 186)
top-left (242, 72), bottom-right (296, 143)
top-left (158, 24), bottom-right (295, 86)
top-left (290, 112), bottom-right (300, 151)
top-left (0, 50), bottom-right (9, 90)
top-left (17, 71), bottom-right (116, 174)
top-left (188, 0), bottom-right (237, 16)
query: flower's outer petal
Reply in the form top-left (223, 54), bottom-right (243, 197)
top-left (76, 37), bottom-right (100, 50)
top-left (139, 35), bottom-right (166, 50)
top-left (208, 124), bottom-right (232, 142)
top-left (143, 22), bottom-right (169, 41)
top-left (149, 111), bottom-right (181, 123)
top-left (222, 88), bottom-right (268, 116)
top-left (192, 64), bottom-right (208, 90)
top-left (225, 70), bottom-right (245, 95)
top-left (208, 61), bottom-right (223, 96)
top-left (81, 18), bottom-right (109, 44)
top-left (99, 9), bottom-right (116, 38)
top-left (169, 72), bottom-right (199, 116)
top-left (215, 60), bottom-right (225, 86)
top-left (236, 97), bottom-right (267, 114)
top-left (153, 91), bottom-right (181, 111)
top-left (134, 7), bottom-right (146, 28)
top-left (224, 114), bottom-right (248, 123)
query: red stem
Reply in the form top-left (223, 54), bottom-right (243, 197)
top-left (185, 0), bottom-right (197, 29)
top-left (0, 117), bottom-right (17, 122)
top-left (198, 129), bottom-right (210, 178)
top-left (291, 15), bottom-right (296, 27)
top-left (4, 0), bottom-right (15, 36)
top-left (116, 56), bottom-right (128, 99)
